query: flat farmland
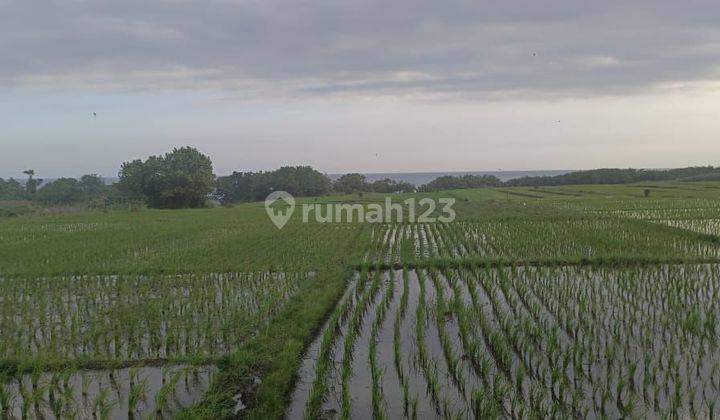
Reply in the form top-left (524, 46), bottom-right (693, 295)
top-left (2, 181), bottom-right (720, 418)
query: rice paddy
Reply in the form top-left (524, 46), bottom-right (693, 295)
top-left (3, 180), bottom-right (720, 418)
top-left (0, 365), bottom-right (215, 419)
top-left (363, 218), bottom-right (720, 265)
top-left (290, 265), bottom-right (720, 418)
top-left (0, 272), bottom-right (310, 363)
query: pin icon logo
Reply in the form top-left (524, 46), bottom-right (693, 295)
top-left (265, 191), bottom-right (295, 229)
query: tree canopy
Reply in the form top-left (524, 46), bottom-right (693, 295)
top-left (369, 178), bottom-right (415, 194)
top-left (118, 147), bottom-right (215, 209)
top-left (333, 173), bottom-right (369, 194)
top-left (505, 167), bottom-right (720, 187)
top-left (216, 166), bottom-right (331, 204)
top-left (331, 174), bottom-right (415, 194)
top-left (0, 178), bottom-right (26, 200)
top-left (36, 178), bottom-right (85, 205)
top-left (420, 174), bottom-right (502, 191)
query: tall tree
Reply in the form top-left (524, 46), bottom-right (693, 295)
top-left (23, 169), bottom-right (41, 194)
top-left (333, 173), bottom-right (369, 194)
top-left (118, 147), bottom-right (215, 209)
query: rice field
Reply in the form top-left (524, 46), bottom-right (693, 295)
top-left (0, 272), bottom-right (310, 363)
top-left (289, 265), bottom-right (720, 418)
top-left (0, 365), bottom-right (215, 419)
top-left (364, 219), bottom-right (720, 265)
top-left (0, 271), bottom-right (311, 418)
top-left (3, 181), bottom-right (720, 418)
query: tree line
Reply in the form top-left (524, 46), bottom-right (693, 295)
top-left (0, 173), bottom-right (114, 206)
top-left (504, 166), bottom-right (720, 187)
top-left (0, 148), bottom-right (419, 209)
top-left (4, 146), bottom-right (720, 210)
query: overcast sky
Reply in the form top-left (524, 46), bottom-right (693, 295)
top-left (2, 0), bottom-right (720, 177)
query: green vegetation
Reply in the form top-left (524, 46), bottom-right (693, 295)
top-left (3, 178), bottom-right (720, 418)
top-left (333, 173), bottom-right (415, 194)
top-left (506, 166), bottom-right (720, 186)
top-left (0, 178), bottom-right (26, 200)
top-left (420, 174), bottom-right (502, 191)
top-left (118, 147), bottom-right (215, 209)
top-left (0, 272), bottom-right (308, 371)
top-left (216, 166), bottom-right (332, 203)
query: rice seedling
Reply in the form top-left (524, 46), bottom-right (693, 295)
top-left (128, 369), bottom-right (150, 418)
top-left (393, 270), bottom-right (412, 415)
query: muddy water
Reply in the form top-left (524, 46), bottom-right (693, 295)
top-left (0, 364), bottom-right (215, 420)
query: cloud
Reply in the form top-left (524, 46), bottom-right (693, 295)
top-left (2, 0), bottom-right (720, 99)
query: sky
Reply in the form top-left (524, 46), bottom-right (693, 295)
top-left (2, 0), bottom-right (720, 178)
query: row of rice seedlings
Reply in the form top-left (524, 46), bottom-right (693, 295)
top-left (502, 267), bottom-right (596, 416)
top-left (0, 272), bottom-right (309, 362)
top-left (466, 267), bottom-right (545, 417)
top-left (292, 263), bottom-right (720, 418)
top-left (483, 267), bottom-right (565, 414)
top-left (494, 267), bottom-right (591, 416)
top-left (365, 218), bottom-right (720, 265)
top-left (453, 265), bottom-right (592, 417)
top-left (463, 264), bottom-right (720, 417)
top-left (4, 222), bottom-right (116, 234)
top-left (500, 268), bottom-right (718, 415)
top-left (340, 271), bottom-right (384, 419)
top-left (392, 270), bottom-right (415, 417)
top-left (369, 271), bottom-right (396, 419)
top-left (427, 269), bottom-right (467, 398)
top-left (444, 269), bottom-right (510, 417)
top-left (653, 218), bottom-right (720, 237)
top-left (0, 212), bottom-right (367, 283)
top-left (513, 266), bottom-right (644, 417)
top-left (614, 206), bottom-right (720, 221)
top-left (302, 273), bottom-right (366, 419)
top-left (552, 197), bottom-right (720, 213)
top-left (0, 365), bottom-right (214, 419)
top-left (413, 270), bottom-right (460, 418)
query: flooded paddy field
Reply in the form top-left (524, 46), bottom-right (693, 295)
top-left (5, 185), bottom-right (720, 418)
top-left (0, 272), bottom-right (311, 361)
top-left (289, 265), bottom-right (720, 419)
top-left (0, 271), bottom-right (315, 419)
top-left (364, 220), bottom-right (720, 265)
top-left (0, 365), bottom-right (215, 419)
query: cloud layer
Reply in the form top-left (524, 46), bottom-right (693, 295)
top-left (4, 0), bottom-right (720, 98)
